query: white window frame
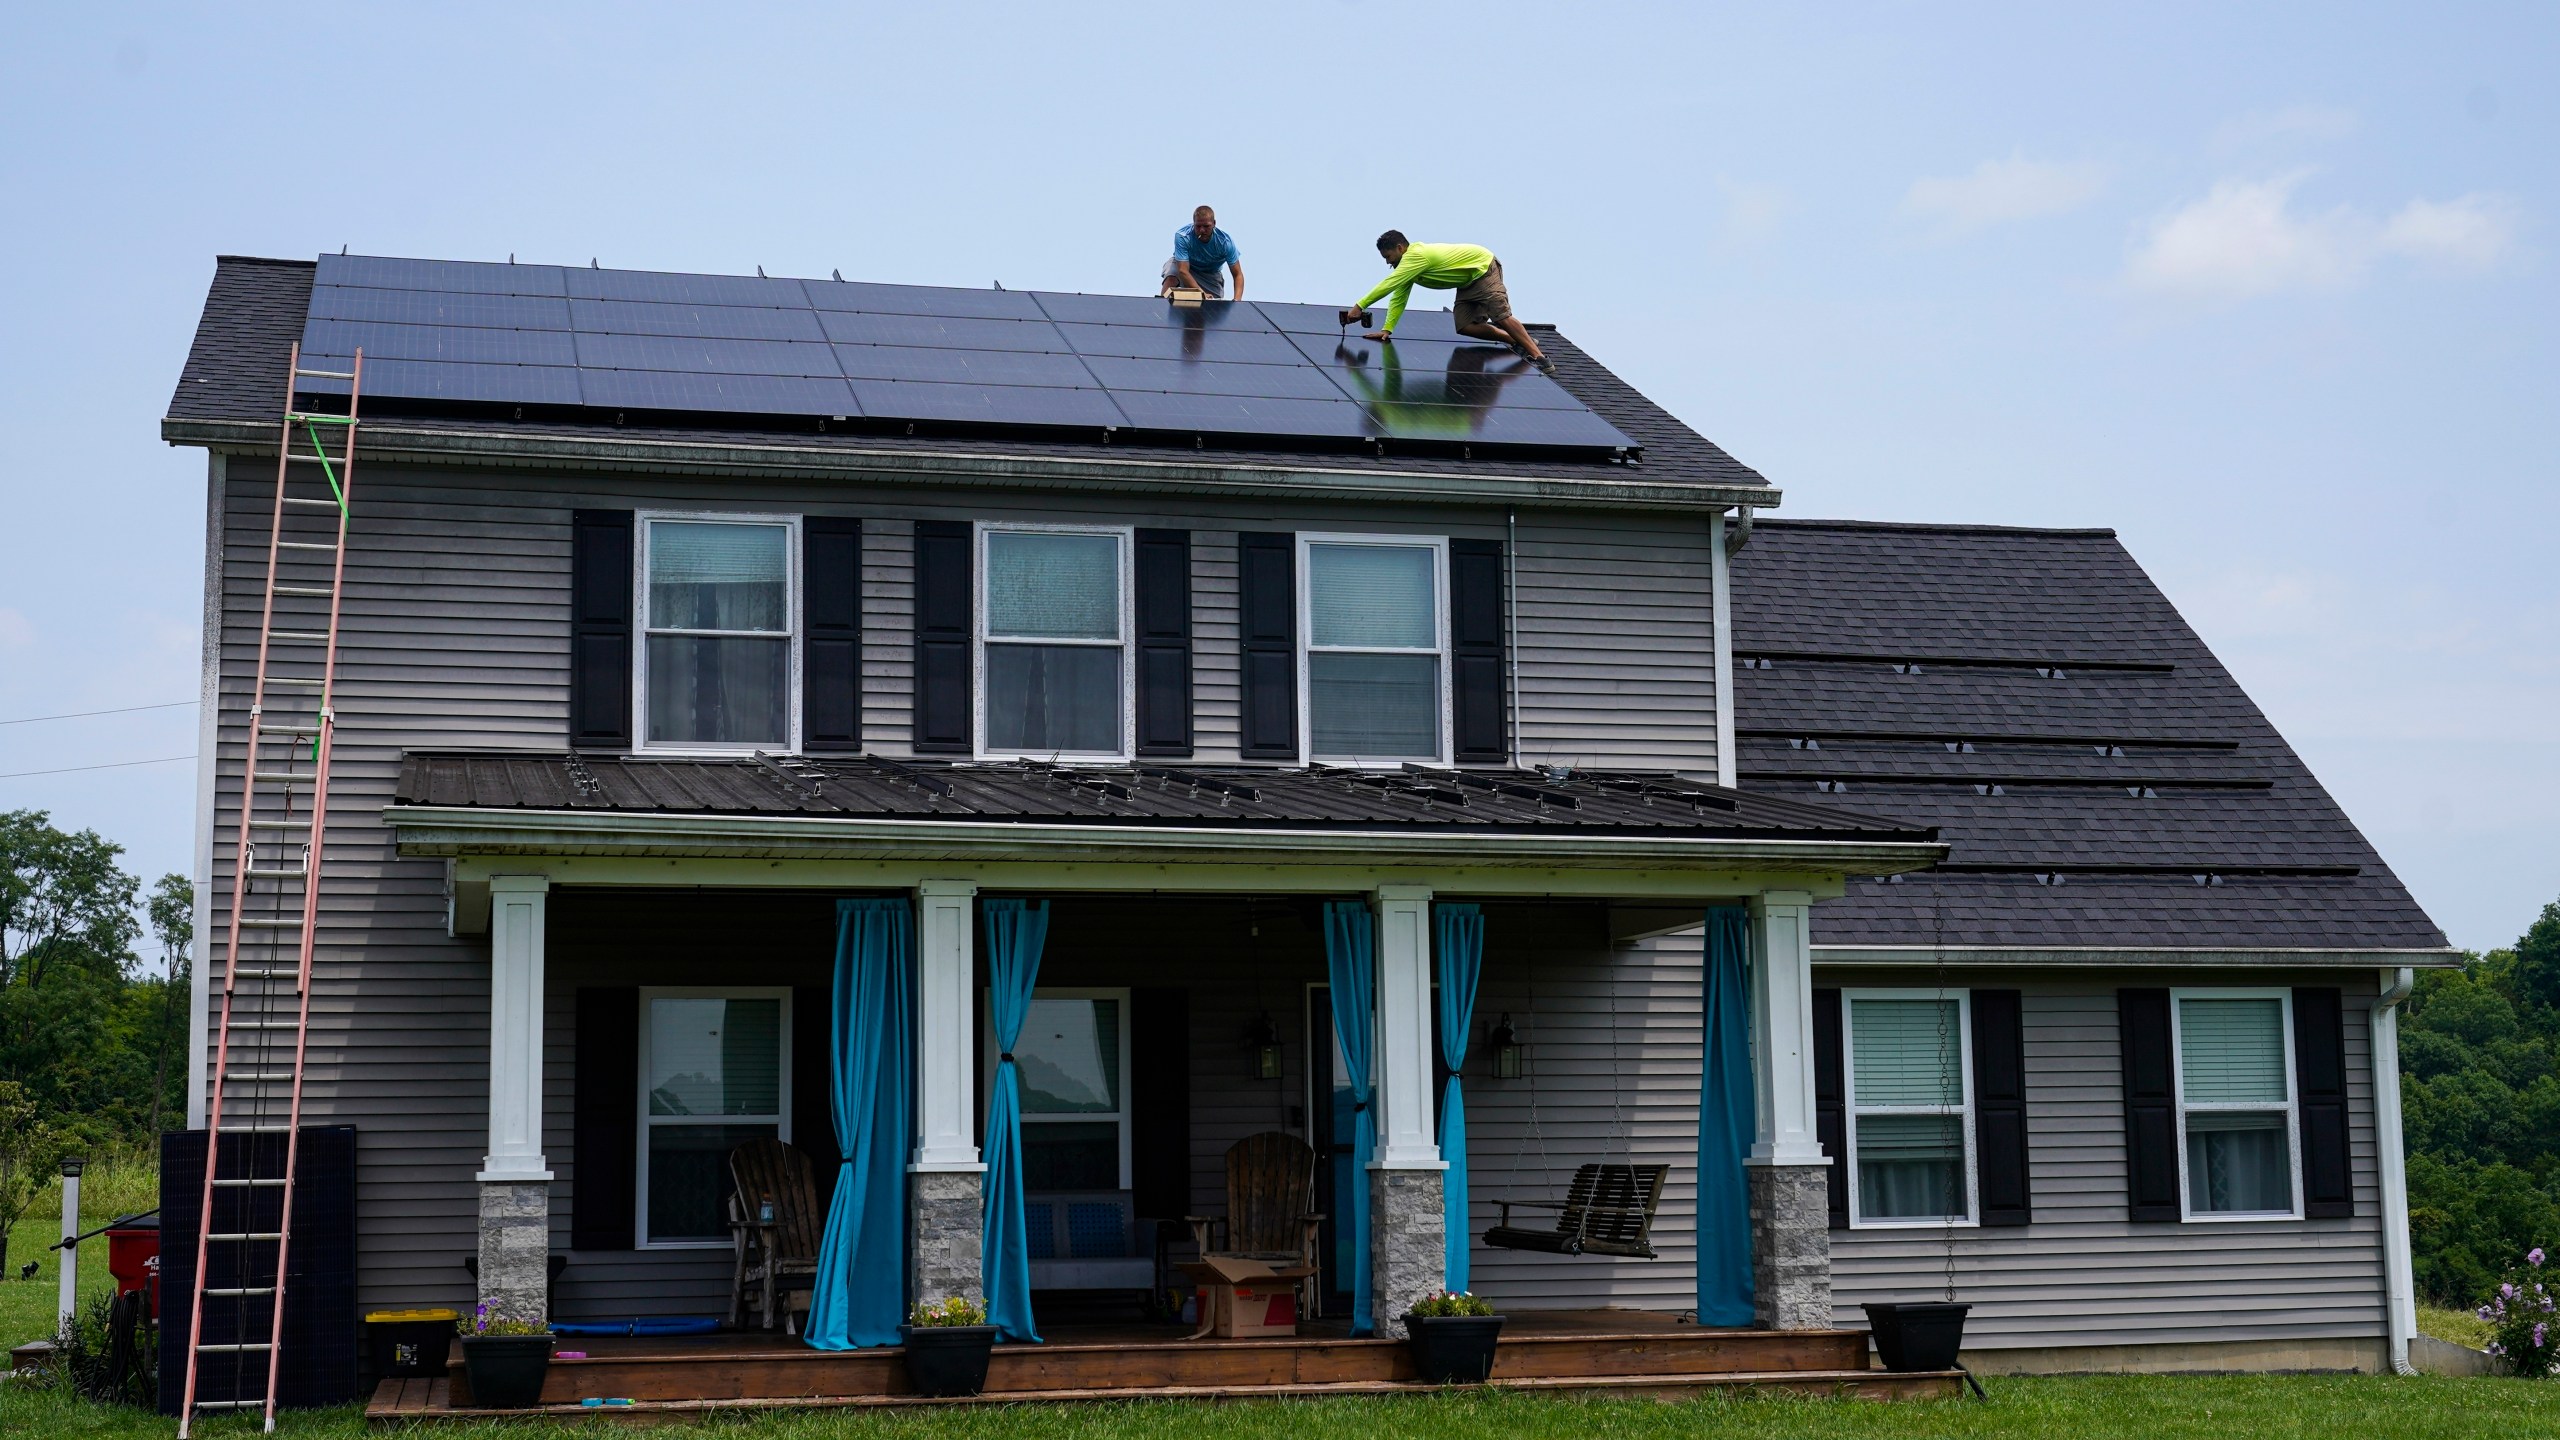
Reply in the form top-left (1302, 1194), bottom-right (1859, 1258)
top-left (1842, 987), bottom-right (1979, 1230)
top-left (972, 522), bottom-right (1135, 763)
top-left (2169, 986), bottom-right (2303, 1223)
top-left (633, 510), bottom-right (803, 756)
top-left (986, 985), bottom-right (1135, 1190)
top-left (1295, 532), bottom-right (1452, 767)
top-left (634, 985), bottom-right (794, 1251)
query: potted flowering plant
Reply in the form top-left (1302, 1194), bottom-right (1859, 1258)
top-left (2477, 1247), bottom-right (2559, 1378)
top-left (1405, 1292), bottom-right (1504, 1384)
top-left (900, 1294), bottom-right (996, 1398)
top-left (454, 1304), bottom-right (553, 1408)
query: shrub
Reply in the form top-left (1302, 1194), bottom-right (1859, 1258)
top-left (2478, 1248), bottom-right (2560, 1377)
top-left (1408, 1291), bottom-right (1496, 1319)
top-left (908, 1294), bottom-right (988, 1327)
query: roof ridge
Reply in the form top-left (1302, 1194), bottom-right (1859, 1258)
top-left (214, 254), bottom-right (318, 269)
top-left (1757, 517), bottom-right (2119, 539)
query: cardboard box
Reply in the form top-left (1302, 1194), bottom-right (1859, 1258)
top-left (1176, 1255), bottom-right (1318, 1339)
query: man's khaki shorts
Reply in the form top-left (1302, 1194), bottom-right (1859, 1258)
top-left (1452, 259), bottom-right (1512, 328)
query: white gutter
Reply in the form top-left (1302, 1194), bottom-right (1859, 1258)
top-left (381, 802), bottom-right (1945, 873)
top-left (2373, 964), bottom-right (2419, 1375)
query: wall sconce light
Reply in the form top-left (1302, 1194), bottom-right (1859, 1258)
top-left (1488, 1013), bottom-right (1522, 1080)
top-left (1248, 1010), bottom-right (1282, 1080)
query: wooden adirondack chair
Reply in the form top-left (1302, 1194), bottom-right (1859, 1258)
top-left (1184, 1131), bottom-right (1324, 1317)
top-left (726, 1138), bottom-right (823, 1332)
top-left (1481, 1163), bottom-right (1670, 1259)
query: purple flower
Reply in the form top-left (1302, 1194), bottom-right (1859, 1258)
top-left (2504, 1282), bottom-right (2519, 1301)
top-left (2481, 1305), bottom-right (2497, 1321)
top-left (2538, 1323), bottom-right (2549, 1350)
top-left (2531, 1248), bottom-right (2546, 1267)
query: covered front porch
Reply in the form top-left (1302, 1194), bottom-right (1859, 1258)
top-left (390, 754), bottom-right (1943, 1403)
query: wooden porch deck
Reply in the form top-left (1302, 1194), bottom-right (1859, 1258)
top-left (365, 1310), bottom-right (1956, 1422)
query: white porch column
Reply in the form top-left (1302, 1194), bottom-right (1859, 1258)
top-left (1368, 884), bottom-right (1444, 1336)
top-left (908, 880), bottom-right (985, 1307)
top-left (1745, 888), bottom-right (1832, 1330)
top-left (479, 875), bottom-right (552, 1182)
top-left (477, 874), bottom-right (551, 1326)
top-left (1745, 891), bottom-right (1824, 1166)
top-left (1370, 885), bottom-right (1441, 1169)
top-left (910, 880), bottom-right (983, 1172)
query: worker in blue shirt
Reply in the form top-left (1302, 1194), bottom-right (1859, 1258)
top-left (1160, 206), bottom-right (1244, 300)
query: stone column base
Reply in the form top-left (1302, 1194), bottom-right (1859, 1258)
top-left (910, 1170), bottom-right (985, 1310)
top-left (1368, 1166), bottom-right (1445, 1339)
top-left (476, 1180), bottom-right (551, 1325)
top-left (1747, 1163), bottom-right (1831, 1330)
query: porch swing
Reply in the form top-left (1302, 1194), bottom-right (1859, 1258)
top-left (1479, 940), bottom-right (1669, 1260)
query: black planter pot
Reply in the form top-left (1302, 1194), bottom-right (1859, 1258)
top-left (458, 1334), bottom-right (553, 1409)
top-left (1863, 1301), bottom-right (1971, 1372)
top-left (1405, 1314), bottom-right (1506, 1384)
top-left (899, 1325), bottom-right (997, 1398)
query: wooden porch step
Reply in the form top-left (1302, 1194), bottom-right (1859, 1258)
top-left (369, 1367), bottom-right (1960, 1424)
top-left (466, 1327), bottom-right (1868, 1405)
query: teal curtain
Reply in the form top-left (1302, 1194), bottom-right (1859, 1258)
top-left (1434, 903), bottom-right (1484, 1293)
top-left (981, 898), bottom-right (1050, 1343)
top-left (1696, 905), bottom-right (1755, 1325)
top-left (806, 898), bottom-right (913, 1349)
top-left (1322, 900), bottom-right (1378, 1337)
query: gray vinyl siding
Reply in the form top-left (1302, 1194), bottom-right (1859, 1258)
top-left (1512, 513), bottom-right (1722, 772)
top-left (1825, 970), bottom-right (2388, 1351)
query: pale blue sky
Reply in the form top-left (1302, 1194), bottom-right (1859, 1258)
top-left (1, 4), bottom-right (2551, 952)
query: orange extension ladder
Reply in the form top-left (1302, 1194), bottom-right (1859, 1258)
top-left (178, 344), bottom-right (361, 1437)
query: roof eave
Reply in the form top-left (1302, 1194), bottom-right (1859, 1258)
top-left (382, 802), bottom-right (1941, 874)
top-left (162, 416), bottom-right (1779, 513)
top-left (1812, 943), bottom-right (2465, 970)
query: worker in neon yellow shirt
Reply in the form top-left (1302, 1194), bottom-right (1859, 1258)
top-left (1339, 230), bottom-right (1550, 370)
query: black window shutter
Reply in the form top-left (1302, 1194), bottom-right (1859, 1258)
top-left (1450, 538), bottom-right (1507, 764)
top-left (1971, 989), bottom-right (2032, 1226)
top-left (912, 520), bottom-right (972, 754)
top-left (571, 987), bottom-right (639, 1251)
top-left (802, 517), bottom-right (862, 752)
top-left (2293, 986), bottom-right (2353, 1218)
top-left (2119, 988), bottom-right (2180, 1222)
top-left (569, 510), bottom-right (634, 749)
top-left (1130, 987), bottom-right (1192, 1220)
top-left (1134, 529), bottom-right (1194, 757)
top-left (1237, 532), bottom-right (1298, 760)
top-left (793, 984), bottom-right (839, 1217)
top-left (1812, 987), bottom-right (1849, 1230)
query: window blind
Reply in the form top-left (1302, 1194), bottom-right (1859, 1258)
top-left (986, 531), bottom-right (1119, 639)
top-left (2179, 998), bottom-right (2286, 1104)
top-left (647, 997), bottom-right (782, 1117)
top-left (649, 521), bottom-right (787, 631)
top-left (1309, 543), bottom-right (1435, 648)
top-left (1851, 998), bottom-right (1962, 1107)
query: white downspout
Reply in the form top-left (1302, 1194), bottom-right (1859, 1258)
top-left (2372, 965), bottom-right (2418, 1375)
top-left (1710, 508), bottom-right (1743, 789)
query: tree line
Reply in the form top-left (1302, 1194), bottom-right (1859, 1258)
top-left (2399, 897), bottom-right (2560, 1302)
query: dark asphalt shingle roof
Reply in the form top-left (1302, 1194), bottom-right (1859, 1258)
top-left (1731, 520), bottom-right (2448, 951)
top-left (391, 754), bottom-right (1933, 843)
top-left (167, 256), bottom-right (1767, 491)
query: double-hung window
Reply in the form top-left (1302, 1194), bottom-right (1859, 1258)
top-left (978, 526), bottom-right (1130, 759)
top-left (1299, 535), bottom-right (1448, 763)
top-left (638, 514), bottom-right (798, 750)
top-left (636, 988), bottom-right (791, 1247)
top-left (1000, 989), bottom-right (1132, 1190)
top-left (2172, 991), bottom-right (2300, 1219)
top-left (1843, 991), bottom-right (1976, 1226)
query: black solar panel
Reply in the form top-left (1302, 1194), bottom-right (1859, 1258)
top-left (302, 254), bottom-right (1637, 455)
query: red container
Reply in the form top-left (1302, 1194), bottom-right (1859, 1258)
top-left (106, 1220), bottom-right (161, 1318)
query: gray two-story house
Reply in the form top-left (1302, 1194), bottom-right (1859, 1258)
top-left (160, 253), bottom-right (2450, 1415)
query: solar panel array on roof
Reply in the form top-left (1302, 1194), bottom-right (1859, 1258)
top-left (295, 254), bottom-right (1639, 458)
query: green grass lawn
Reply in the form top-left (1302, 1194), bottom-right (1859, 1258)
top-left (6, 1150), bottom-right (159, 1354)
top-left (7, 1374), bottom-right (2560, 1440)
top-left (2418, 1302), bottom-right (2496, 1350)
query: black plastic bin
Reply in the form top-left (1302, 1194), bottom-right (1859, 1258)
top-left (366, 1309), bottom-right (459, 1382)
